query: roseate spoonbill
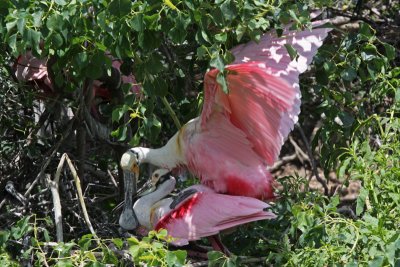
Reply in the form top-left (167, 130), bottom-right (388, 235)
top-left (119, 22), bottom-right (331, 229)
top-left (133, 169), bottom-right (276, 252)
top-left (13, 51), bottom-right (141, 139)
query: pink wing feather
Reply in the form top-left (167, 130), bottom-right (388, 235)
top-left (200, 23), bottom-right (332, 166)
top-left (14, 51), bottom-right (53, 92)
top-left (155, 185), bottom-right (276, 245)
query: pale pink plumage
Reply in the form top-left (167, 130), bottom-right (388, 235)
top-left (175, 24), bottom-right (331, 199)
top-left (149, 183), bottom-right (276, 246)
top-left (14, 51), bottom-right (53, 93)
top-left (13, 52), bottom-right (141, 96)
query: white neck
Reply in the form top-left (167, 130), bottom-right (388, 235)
top-left (133, 178), bottom-right (176, 229)
top-left (139, 130), bottom-right (186, 169)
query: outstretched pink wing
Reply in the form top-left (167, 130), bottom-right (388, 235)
top-left (14, 51), bottom-right (53, 92)
top-left (200, 24), bottom-right (331, 165)
top-left (155, 185), bottom-right (276, 245)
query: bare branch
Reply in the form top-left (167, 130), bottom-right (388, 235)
top-left (296, 125), bottom-right (329, 195)
top-left (24, 117), bottom-right (75, 197)
top-left (64, 154), bottom-right (99, 240)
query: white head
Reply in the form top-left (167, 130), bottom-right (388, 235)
top-left (120, 147), bottom-right (147, 171)
top-left (136, 168), bottom-right (174, 197)
top-left (133, 169), bottom-right (176, 229)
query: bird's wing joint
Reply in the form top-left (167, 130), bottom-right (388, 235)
top-left (169, 188), bottom-right (198, 209)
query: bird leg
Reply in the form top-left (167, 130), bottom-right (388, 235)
top-left (119, 170), bottom-right (139, 230)
top-left (207, 234), bottom-right (231, 256)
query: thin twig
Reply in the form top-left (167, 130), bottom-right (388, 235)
top-left (64, 154), bottom-right (99, 240)
top-left (107, 170), bottom-right (119, 189)
top-left (289, 136), bottom-right (309, 163)
top-left (296, 125), bottom-right (329, 195)
top-left (270, 153), bottom-right (298, 172)
top-left (46, 174), bottom-right (64, 243)
top-left (24, 118), bottom-right (75, 197)
top-left (0, 199), bottom-right (6, 210)
top-left (161, 96), bottom-right (182, 129)
top-left (46, 154), bottom-right (68, 242)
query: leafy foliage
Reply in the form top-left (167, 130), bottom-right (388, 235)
top-left (0, 216), bottom-right (188, 266)
top-left (0, 0), bottom-right (399, 266)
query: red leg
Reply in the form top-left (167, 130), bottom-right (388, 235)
top-left (207, 235), bottom-right (231, 256)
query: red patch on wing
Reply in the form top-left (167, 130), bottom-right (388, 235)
top-left (225, 175), bottom-right (254, 196)
top-left (155, 194), bottom-right (200, 231)
top-left (225, 175), bottom-right (274, 200)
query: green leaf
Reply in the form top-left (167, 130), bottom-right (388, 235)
top-left (131, 13), bottom-right (144, 32)
top-left (166, 250), bottom-right (187, 266)
top-left (284, 44), bottom-right (298, 61)
top-left (323, 61), bottom-right (337, 74)
top-left (368, 256), bottom-right (384, 267)
top-left (74, 52), bottom-right (88, 71)
top-left (112, 105), bottom-right (130, 122)
top-left (210, 54), bottom-right (225, 72)
top-left (339, 111), bottom-right (355, 128)
top-left (214, 32), bottom-right (227, 43)
top-left (32, 11), bottom-right (43, 27)
top-left (288, 10), bottom-right (301, 24)
top-left (143, 77), bottom-right (168, 97)
top-left (363, 214), bottom-right (379, 226)
top-left (157, 229), bottom-right (168, 238)
top-left (144, 13), bottom-right (161, 29)
top-left (361, 44), bottom-right (377, 61)
top-left (173, 250), bottom-right (187, 264)
top-left (86, 62), bottom-right (103, 79)
top-left (359, 22), bottom-right (374, 39)
top-left (341, 67), bottom-right (357, 81)
top-left (196, 46), bottom-right (208, 59)
top-left (8, 33), bottom-right (17, 51)
top-left (17, 18), bottom-right (25, 35)
top-left (143, 115), bottom-right (162, 142)
top-left (207, 251), bottom-right (224, 266)
top-left (129, 132), bottom-right (141, 146)
top-left (139, 30), bottom-right (161, 51)
top-left (356, 187), bottom-right (368, 216)
top-left (30, 29), bottom-right (41, 53)
top-left (0, 231), bottom-right (10, 245)
top-left (111, 125), bottom-right (128, 141)
top-left (46, 13), bottom-right (64, 31)
top-left (338, 157), bottom-right (351, 178)
top-left (6, 20), bottom-right (17, 32)
top-left (55, 259), bottom-right (74, 267)
top-left (108, 0), bottom-right (131, 17)
top-left (168, 14), bottom-right (190, 44)
top-left (216, 72), bottom-right (228, 94)
top-left (220, 0), bottom-right (237, 22)
top-left (236, 24), bottom-right (246, 42)
top-left (383, 43), bottom-right (395, 61)
top-left (55, 0), bottom-right (67, 5)
top-left (43, 229), bottom-right (50, 242)
top-left (49, 32), bottom-right (63, 48)
top-left (211, 7), bottom-right (224, 26)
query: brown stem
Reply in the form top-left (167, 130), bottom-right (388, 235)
top-left (296, 125), bottom-right (329, 195)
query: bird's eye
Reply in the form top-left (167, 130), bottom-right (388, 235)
top-left (129, 148), bottom-right (140, 162)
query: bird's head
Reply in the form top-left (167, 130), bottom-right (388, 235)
top-left (120, 148), bottom-right (146, 175)
top-left (136, 168), bottom-right (174, 197)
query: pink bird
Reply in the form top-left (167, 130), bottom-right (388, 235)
top-left (119, 22), bottom-right (331, 229)
top-left (13, 51), bottom-right (141, 99)
top-left (133, 169), bottom-right (276, 252)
